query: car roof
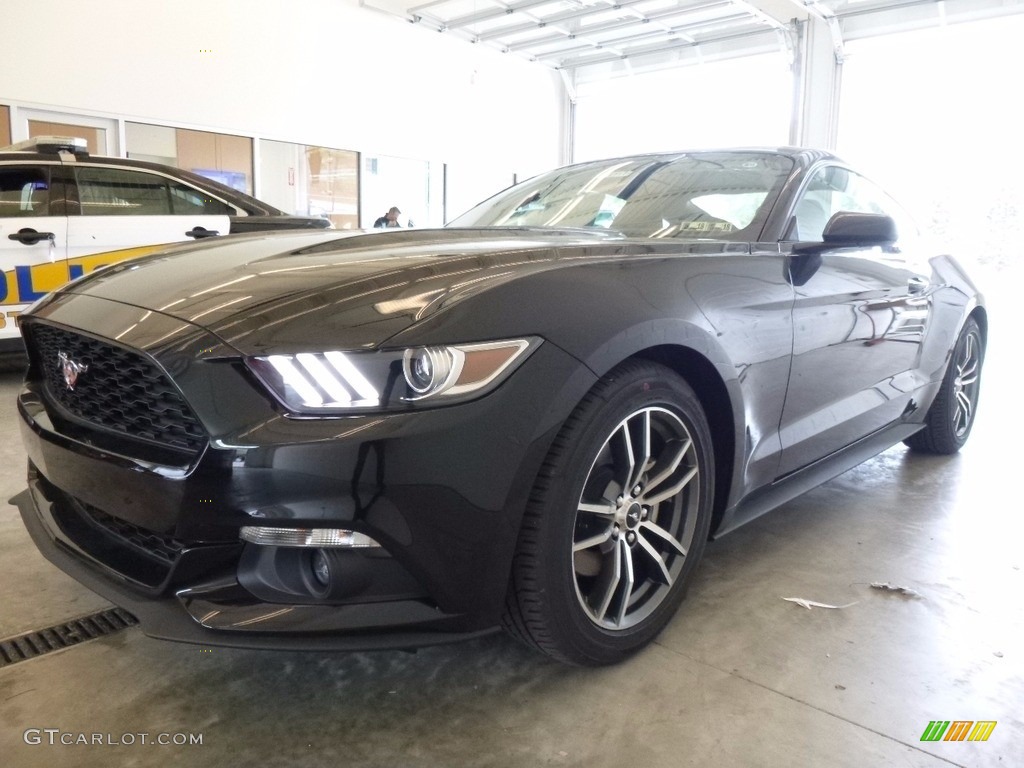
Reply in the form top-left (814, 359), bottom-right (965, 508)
top-left (561, 147), bottom-right (842, 170)
top-left (0, 142), bottom-right (284, 216)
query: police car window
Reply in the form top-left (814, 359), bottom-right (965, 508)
top-left (75, 167), bottom-right (173, 216)
top-left (168, 183), bottom-right (233, 215)
top-left (0, 168), bottom-right (50, 217)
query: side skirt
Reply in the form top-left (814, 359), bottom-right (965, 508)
top-left (713, 421), bottom-right (923, 538)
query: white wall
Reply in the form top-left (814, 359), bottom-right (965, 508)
top-left (0, 0), bottom-right (566, 217)
top-left (837, 15), bottom-right (1024, 276)
top-left (573, 52), bottom-right (793, 162)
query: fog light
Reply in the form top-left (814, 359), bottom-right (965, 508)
top-left (311, 549), bottom-right (331, 587)
top-left (239, 526), bottom-right (381, 548)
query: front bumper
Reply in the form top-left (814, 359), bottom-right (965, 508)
top-left (13, 483), bottom-right (496, 651)
top-left (14, 306), bottom-right (595, 650)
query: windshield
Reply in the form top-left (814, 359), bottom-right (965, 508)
top-left (450, 152), bottom-right (793, 241)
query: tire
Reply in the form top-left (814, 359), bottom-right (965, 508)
top-left (904, 316), bottom-right (984, 455)
top-left (503, 360), bottom-right (714, 666)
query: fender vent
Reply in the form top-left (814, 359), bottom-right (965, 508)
top-left (0, 608), bottom-right (138, 668)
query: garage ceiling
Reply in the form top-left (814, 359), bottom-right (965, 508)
top-left (407, 0), bottom-right (795, 72)
top-left (365, 0), bottom-right (1024, 72)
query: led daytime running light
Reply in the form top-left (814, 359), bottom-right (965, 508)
top-left (264, 351), bottom-right (381, 409)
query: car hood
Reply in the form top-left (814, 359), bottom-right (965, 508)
top-left (56, 227), bottom-right (653, 354)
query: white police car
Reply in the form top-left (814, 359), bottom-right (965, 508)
top-left (0, 136), bottom-right (330, 353)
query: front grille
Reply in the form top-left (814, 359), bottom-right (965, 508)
top-left (76, 499), bottom-right (186, 564)
top-left (26, 323), bottom-right (207, 454)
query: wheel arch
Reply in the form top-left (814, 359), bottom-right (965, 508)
top-left (968, 305), bottom-right (988, 348)
top-left (529, 319), bottom-right (748, 537)
top-left (630, 345), bottom-right (736, 536)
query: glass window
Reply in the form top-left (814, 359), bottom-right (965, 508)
top-left (75, 167), bottom-right (173, 216)
top-left (259, 140), bottom-right (358, 228)
top-left (125, 123), bottom-right (253, 195)
top-left (362, 154), bottom-right (435, 229)
top-left (451, 152), bottom-right (793, 241)
top-left (790, 166), bottom-right (917, 243)
top-left (75, 167), bottom-right (233, 216)
top-left (168, 182), bottom-right (234, 215)
top-left (29, 119), bottom-right (106, 155)
top-left (0, 167), bottom-right (51, 217)
top-left (307, 147), bottom-right (359, 229)
top-left (175, 128), bottom-right (252, 195)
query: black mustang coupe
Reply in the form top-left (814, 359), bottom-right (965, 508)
top-left (14, 149), bottom-right (985, 665)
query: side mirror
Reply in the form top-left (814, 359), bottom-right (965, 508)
top-left (792, 212), bottom-right (897, 255)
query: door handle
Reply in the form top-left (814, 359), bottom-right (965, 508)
top-left (8, 228), bottom-right (55, 246)
top-left (907, 276), bottom-right (928, 294)
top-left (186, 227), bottom-right (220, 239)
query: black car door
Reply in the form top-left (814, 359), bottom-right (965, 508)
top-left (776, 165), bottom-right (933, 476)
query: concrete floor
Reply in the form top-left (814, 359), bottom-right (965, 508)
top-left (0, 274), bottom-right (1020, 767)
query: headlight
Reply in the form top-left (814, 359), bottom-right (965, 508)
top-left (403, 346), bottom-right (453, 396)
top-left (246, 337), bottom-right (538, 415)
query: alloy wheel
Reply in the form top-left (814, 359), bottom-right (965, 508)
top-left (952, 330), bottom-right (980, 437)
top-left (572, 406), bottom-right (701, 630)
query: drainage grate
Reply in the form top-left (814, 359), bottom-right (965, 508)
top-left (0, 608), bottom-right (138, 668)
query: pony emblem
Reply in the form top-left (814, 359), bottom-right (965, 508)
top-left (57, 351), bottom-right (89, 391)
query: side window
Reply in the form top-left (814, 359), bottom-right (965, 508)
top-left (790, 168), bottom-right (833, 241)
top-left (835, 172), bottom-right (918, 245)
top-left (168, 182), bottom-right (233, 215)
top-left (0, 167), bottom-right (51, 217)
top-left (791, 166), bottom-right (918, 243)
top-left (75, 167), bottom-right (172, 216)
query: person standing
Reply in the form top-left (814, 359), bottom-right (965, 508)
top-left (374, 206), bottom-right (402, 228)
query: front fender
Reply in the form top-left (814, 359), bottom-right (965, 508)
top-left (387, 255), bottom-right (794, 522)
